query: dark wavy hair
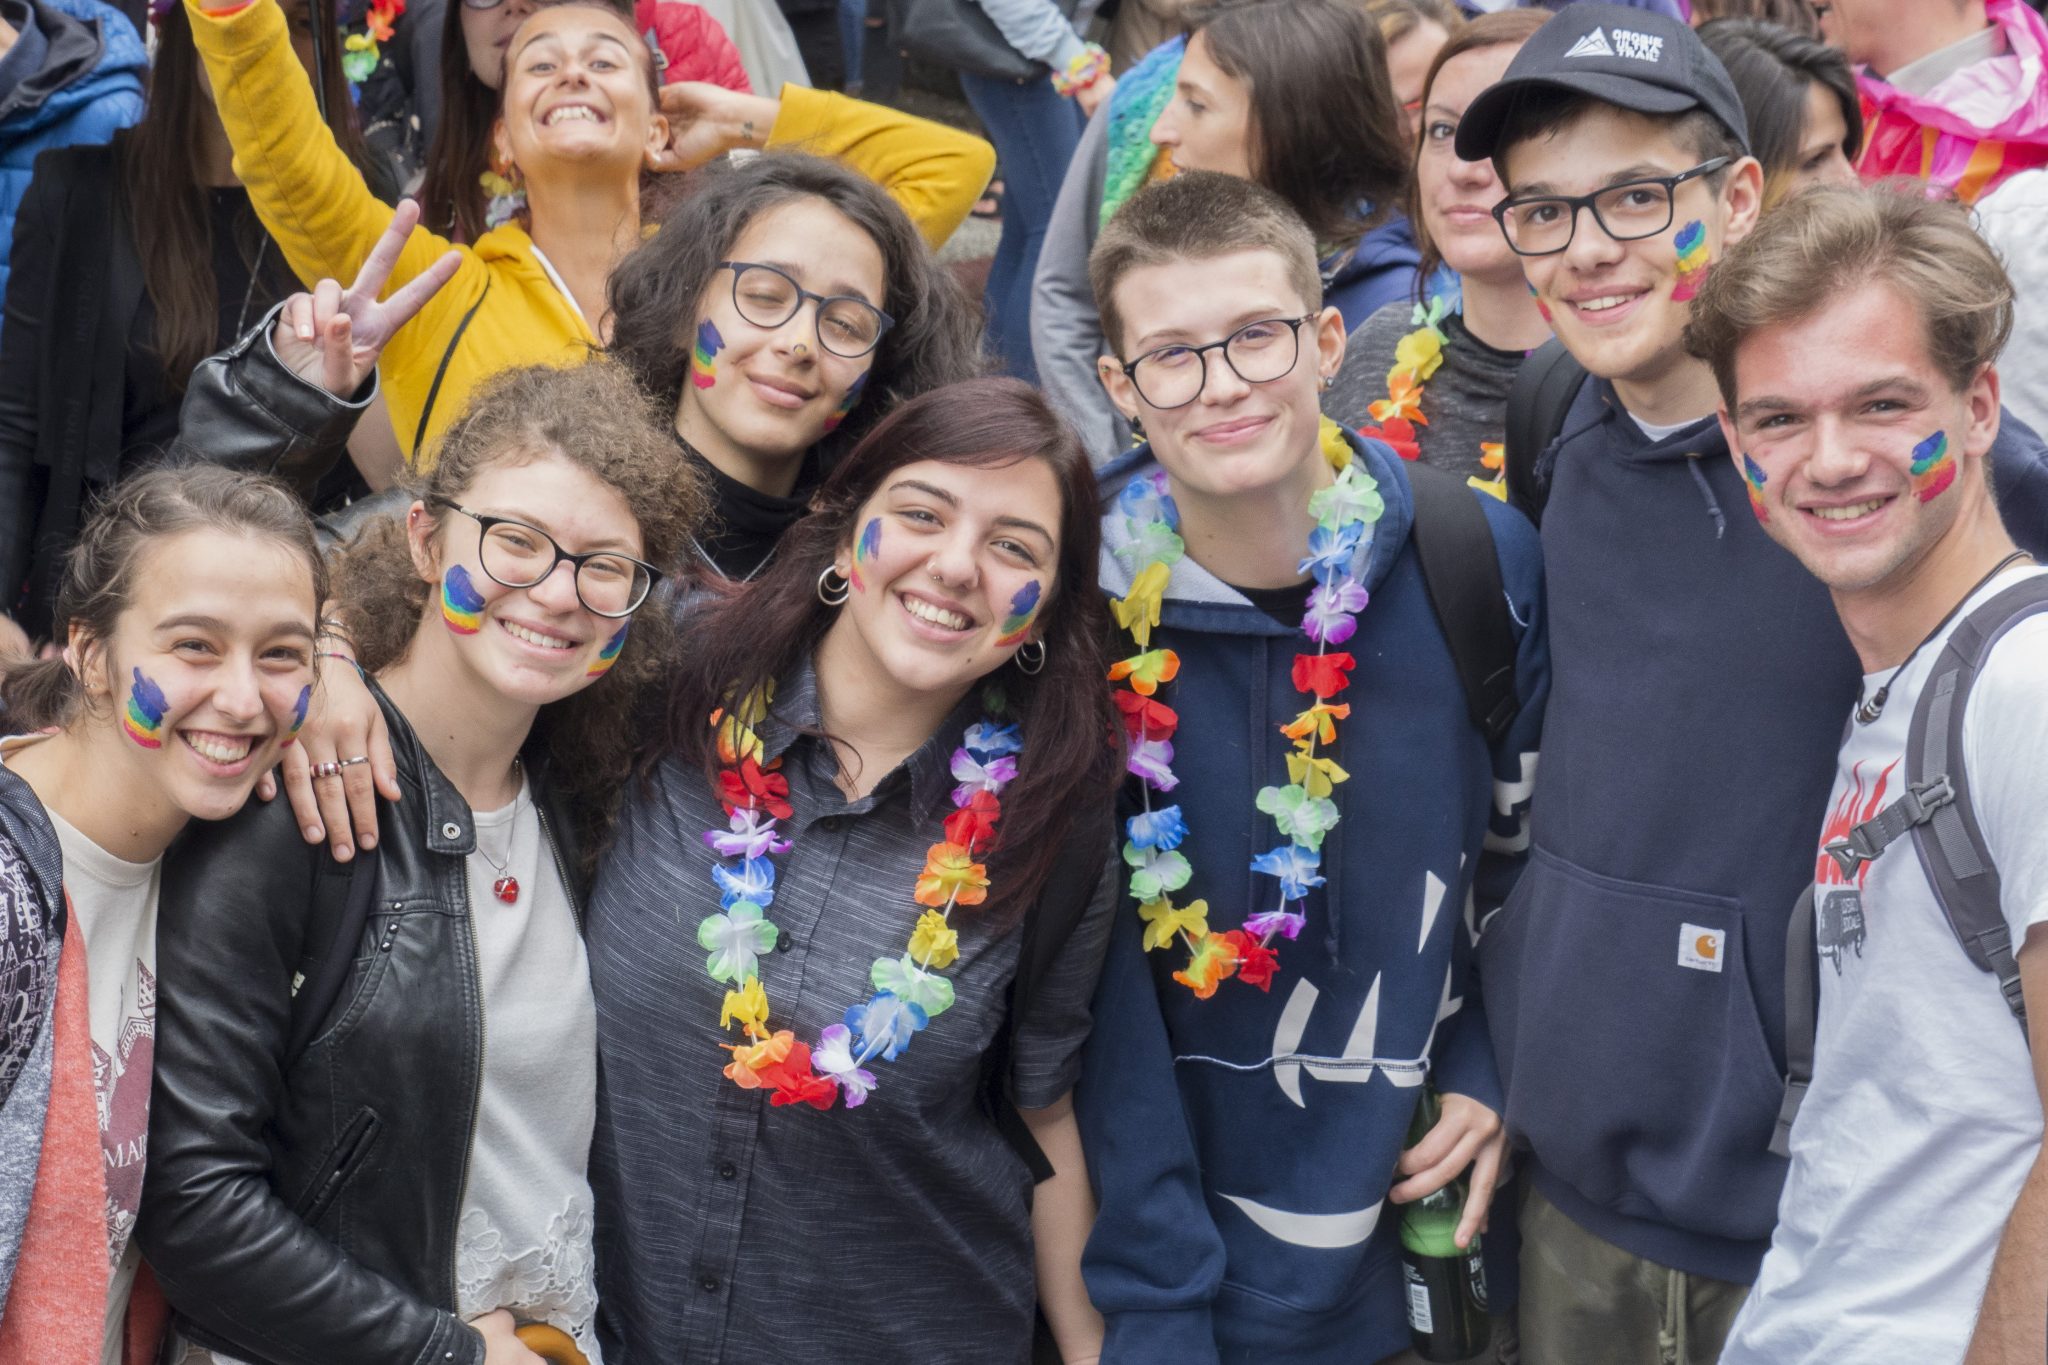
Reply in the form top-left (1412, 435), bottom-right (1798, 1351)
top-left (416, 0), bottom-right (651, 242)
top-left (606, 151), bottom-right (983, 466)
top-left (1190, 0), bottom-right (1412, 248)
top-left (663, 378), bottom-right (1120, 922)
top-left (1, 467), bottom-right (326, 733)
top-left (330, 361), bottom-right (707, 861)
top-left (1700, 17), bottom-right (1861, 209)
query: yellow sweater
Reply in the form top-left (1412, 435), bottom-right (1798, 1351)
top-left (187, 0), bottom-right (995, 464)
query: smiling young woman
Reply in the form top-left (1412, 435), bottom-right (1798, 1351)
top-left (0, 467), bottom-right (324, 1363)
top-left (583, 376), bottom-right (1121, 1364)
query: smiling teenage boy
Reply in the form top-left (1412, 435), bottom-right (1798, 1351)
top-left (1070, 170), bottom-right (1548, 1365)
top-left (1451, 8), bottom-right (2048, 1363)
top-left (1689, 187), bottom-right (2048, 1365)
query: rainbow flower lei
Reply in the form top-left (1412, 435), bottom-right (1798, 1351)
top-left (1359, 296), bottom-right (1509, 502)
top-left (698, 684), bottom-right (1020, 1109)
top-left (1107, 422), bottom-right (1384, 998)
top-left (342, 0), bottom-right (405, 89)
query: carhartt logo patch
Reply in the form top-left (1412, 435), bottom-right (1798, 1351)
top-left (1679, 923), bottom-right (1725, 973)
top-left (1563, 29), bottom-right (1614, 58)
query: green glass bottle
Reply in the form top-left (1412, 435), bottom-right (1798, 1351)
top-left (1399, 1088), bottom-right (1490, 1362)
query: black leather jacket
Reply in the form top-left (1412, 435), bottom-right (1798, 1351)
top-left (137, 685), bottom-right (586, 1365)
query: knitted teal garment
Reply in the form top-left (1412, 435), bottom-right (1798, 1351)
top-left (1098, 34), bottom-right (1185, 232)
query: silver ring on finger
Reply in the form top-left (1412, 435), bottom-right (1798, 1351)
top-left (334, 755), bottom-right (372, 769)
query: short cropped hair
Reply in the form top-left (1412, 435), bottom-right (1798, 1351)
top-left (1090, 172), bottom-right (1323, 356)
top-left (1683, 185), bottom-right (2016, 404)
top-left (1491, 88), bottom-right (1745, 188)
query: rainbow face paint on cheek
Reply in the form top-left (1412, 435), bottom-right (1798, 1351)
top-left (1910, 430), bottom-right (1956, 502)
top-left (282, 683), bottom-right (311, 746)
top-left (821, 370), bottom-right (869, 435)
top-left (849, 517), bottom-right (881, 593)
top-left (994, 580), bottom-right (1042, 648)
top-left (1741, 452), bottom-right (1770, 523)
top-left (691, 321), bottom-right (724, 389)
top-left (441, 564), bottom-right (486, 634)
top-left (1672, 220), bottom-right (1710, 302)
top-left (1528, 280), bottom-right (1553, 325)
top-left (587, 623), bottom-right (628, 677)
top-left (122, 668), bottom-right (168, 749)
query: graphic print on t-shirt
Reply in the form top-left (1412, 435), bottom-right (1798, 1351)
top-left (92, 959), bottom-right (155, 1265)
top-left (1812, 760), bottom-right (1897, 974)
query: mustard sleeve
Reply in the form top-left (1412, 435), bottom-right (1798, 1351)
top-left (765, 85), bottom-right (997, 250)
top-left (184, 0), bottom-right (484, 344)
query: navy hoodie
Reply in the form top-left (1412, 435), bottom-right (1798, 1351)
top-left (1482, 379), bottom-right (2048, 1284)
top-left (1076, 430), bottom-right (1549, 1365)
top-left (1324, 216), bottom-right (1421, 334)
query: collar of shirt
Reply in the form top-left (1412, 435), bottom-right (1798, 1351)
top-left (755, 656), bottom-right (981, 825)
top-left (1883, 23), bottom-right (2008, 96)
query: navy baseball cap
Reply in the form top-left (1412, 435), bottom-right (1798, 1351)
top-left (1455, 3), bottom-right (1750, 163)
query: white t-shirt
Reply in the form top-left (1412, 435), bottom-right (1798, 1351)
top-left (1723, 567), bottom-right (2048, 1365)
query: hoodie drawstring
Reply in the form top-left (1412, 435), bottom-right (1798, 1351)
top-left (1685, 457), bottom-right (1728, 540)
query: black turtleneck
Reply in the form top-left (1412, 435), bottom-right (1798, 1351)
top-left (678, 436), bottom-right (822, 581)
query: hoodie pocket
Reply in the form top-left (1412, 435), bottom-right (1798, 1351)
top-left (1480, 847), bottom-right (1785, 1243)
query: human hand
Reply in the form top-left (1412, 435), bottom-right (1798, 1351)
top-left (1075, 72), bottom-right (1116, 119)
top-left (261, 652), bottom-right (398, 860)
top-left (650, 82), bottom-right (780, 173)
top-left (271, 199), bottom-right (461, 398)
top-left (471, 1310), bottom-right (548, 1365)
top-left (1388, 1091), bottom-right (1507, 1250)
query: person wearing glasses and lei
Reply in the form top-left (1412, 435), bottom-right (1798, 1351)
top-left (580, 377), bottom-right (1120, 1363)
top-left (136, 358), bottom-right (704, 1365)
top-left (1072, 170), bottom-right (1547, 1364)
top-left (1326, 10), bottom-right (1554, 496)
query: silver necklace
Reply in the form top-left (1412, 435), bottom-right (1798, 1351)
top-left (1855, 549), bottom-right (2033, 724)
top-left (473, 760), bottom-right (525, 904)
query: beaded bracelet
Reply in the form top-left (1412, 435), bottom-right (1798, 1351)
top-left (1052, 43), bottom-right (1111, 97)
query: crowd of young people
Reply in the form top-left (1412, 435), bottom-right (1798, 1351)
top-left (4, 1), bottom-right (2048, 1363)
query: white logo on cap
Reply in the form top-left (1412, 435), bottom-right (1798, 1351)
top-left (1563, 28), bottom-right (1615, 58)
top-left (1564, 27), bottom-right (1665, 62)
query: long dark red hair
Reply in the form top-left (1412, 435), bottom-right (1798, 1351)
top-left (663, 377), bottom-right (1121, 922)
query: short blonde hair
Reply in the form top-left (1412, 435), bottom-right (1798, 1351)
top-left (1684, 184), bottom-right (2014, 405)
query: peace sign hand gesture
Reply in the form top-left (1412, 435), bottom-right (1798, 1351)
top-left (271, 198), bottom-right (463, 399)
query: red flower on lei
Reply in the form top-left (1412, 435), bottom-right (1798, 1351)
top-left (943, 789), bottom-right (1002, 850)
top-left (1114, 690), bottom-right (1179, 743)
top-left (1291, 652), bottom-right (1357, 699)
top-left (717, 757), bottom-right (792, 820)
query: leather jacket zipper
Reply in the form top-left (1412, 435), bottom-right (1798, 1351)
top-left (449, 853), bottom-right (485, 1312)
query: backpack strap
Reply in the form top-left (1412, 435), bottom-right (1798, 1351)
top-left (411, 278), bottom-right (492, 458)
top-left (1771, 884), bottom-right (1819, 1158)
top-left (1406, 461), bottom-right (1520, 745)
top-left (284, 845), bottom-right (381, 1066)
top-left (1502, 336), bottom-right (1587, 528)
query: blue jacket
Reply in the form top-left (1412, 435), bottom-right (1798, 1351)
top-left (1480, 380), bottom-right (2048, 1284)
top-left (1076, 430), bottom-right (1549, 1365)
top-left (0, 0), bottom-right (143, 311)
top-left (1325, 215), bottom-right (1421, 334)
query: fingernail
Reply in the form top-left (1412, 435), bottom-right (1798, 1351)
top-left (299, 324), bottom-right (314, 341)
top-left (306, 825), bottom-right (323, 841)
top-left (361, 833), bottom-right (377, 849)
top-left (336, 844), bottom-right (353, 860)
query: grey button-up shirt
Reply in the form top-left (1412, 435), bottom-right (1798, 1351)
top-left (587, 661), bottom-right (1116, 1363)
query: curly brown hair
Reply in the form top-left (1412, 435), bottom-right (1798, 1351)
top-left (331, 362), bottom-right (708, 860)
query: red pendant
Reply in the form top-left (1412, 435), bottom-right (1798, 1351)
top-left (492, 875), bottom-right (520, 904)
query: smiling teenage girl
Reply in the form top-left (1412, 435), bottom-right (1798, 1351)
top-left (135, 361), bottom-right (702, 1365)
top-left (0, 467), bottom-right (324, 1364)
top-left (585, 377), bottom-right (1119, 1363)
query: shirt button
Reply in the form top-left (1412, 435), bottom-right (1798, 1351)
top-left (699, 1274), bottom-right (720, 1293)
top-left (718, 1161), bottom-right (737, 1179)
top-left (775, 930), bottom-right (794, 953)
top-left (441, 821), bottom-right (462, 840)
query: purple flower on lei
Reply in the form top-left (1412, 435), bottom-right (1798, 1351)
top-left (1302, 578), bottom-right (1370, 645)
top-left (950, 749), bottom-right (1018, 807)
top-left (1245, 908), bottom-right (1308, 941)
top-left (812, 1024), bottom-right (878, 1106)
top-left (1127, 805), bottom-right (1188, 851)
top-left (1127, 737), bottom-right (1179, 791)
top-left (702, 808), bottom-right (792, 859)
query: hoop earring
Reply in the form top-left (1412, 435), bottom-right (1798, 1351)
top-left (1015, 640), bottom-right (1046, 675)
top-left (816, 565), bottom-right (851, 606)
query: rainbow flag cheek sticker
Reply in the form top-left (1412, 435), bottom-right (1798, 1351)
top-left (283, 683), bottom-right (311, 745)
top-left (1742, 453), bottom-right (1770, 523)
top-left (441, 564), bottom-right (487, 635)
top-left (1910, 430), bottom-right (1955, 503)
top-left (1672, 220), bottom-right (1710, 302)
top-left (822, 371), bottom-right (869, 434)
top-left (691, 321), bottom-right (724, 390)
top-left (995, 580), bottom-right (1042, 648)
top-left (123, 668), bottom-right (168, 749)
top-left (850, 518), bottom-right (881, 593)
top-left (588, 623), bottom-right (629, 677)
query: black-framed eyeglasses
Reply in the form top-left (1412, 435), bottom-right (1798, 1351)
top-left (1119, 314), bottom-right (1317, 411)
top-left (718, 261), bottom-right (895, 358)
top-left (1491, 157), bottom-right (1732, 257)
top-left (432, 498), bottom-right (661, 619)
